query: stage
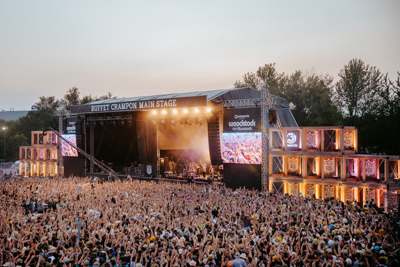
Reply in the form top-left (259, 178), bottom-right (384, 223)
top-left (65, 87), bottom-right (297, 190)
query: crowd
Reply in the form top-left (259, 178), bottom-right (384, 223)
top-left (1, 177), bottom-right (399, 267)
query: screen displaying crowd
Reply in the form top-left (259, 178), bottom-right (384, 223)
top-left (222, 132), bottom-right (262, 164)
top-left (61, 134), bottom-right (78, 157)
top-left (0, 177), bottom-right (399, 267)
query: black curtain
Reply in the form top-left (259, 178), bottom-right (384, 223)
top-left (223, 163), bottom-right (261, 191)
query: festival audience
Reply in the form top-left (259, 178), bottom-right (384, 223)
top-left (0, 177), bottom-right (399, 267)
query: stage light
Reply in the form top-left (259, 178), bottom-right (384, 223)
top-left (173, 109), bottom-right (177, 114)
top-left (152, 110), bottom-right (157, 115)
top-left (112, 120), bottom-right (116, 126)
top-left (120, 120), bottom-right (125, 126)
top-left (92, 121), bottom-right (96, 127)
top-left (187, 119), bottom-right (192, 125)
top-left (161, 120), bottom-right (166, 125)
top-left (152, 120), bottom-right (157, 125)
top-left (162, 110), bottom-right (167, 114)
top-left (194, 108), bottom-right (199, 113)
top-left (206, 108), bottom-right (212, 112)
top-left (171, 119), bottom-right (176, 125)
top-left (183, 109), bottom-right (188, 114)
top-left (86, 121), bottom-right (90, 126)
top-left (198, 119), bottom-right (203, 125)
top-left (99, 121), bottom-right (104, 126)
top-left (128, 120), bottom-right (132, 125)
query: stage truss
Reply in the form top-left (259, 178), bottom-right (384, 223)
top-left (221, 85), bottom-right (277, 191)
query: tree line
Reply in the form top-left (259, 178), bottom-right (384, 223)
top-left (0, 58), bottom-right (399, 162)
top-left (0, 88), bottom-right (115, 162)
top-left (234, 59), bottom-right (400, 155)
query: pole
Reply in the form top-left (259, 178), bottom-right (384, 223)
top-left (3, 130), bottom-right (5, 161)
top-left (58, 115), bottom-right (63, 177)
top-left (260, 83), bottom-right (270, 192)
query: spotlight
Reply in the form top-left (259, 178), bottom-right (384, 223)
top-left (92, 121), bottom-right (96, 127)
top-left (187, 119), bottom-right (192, 125)
top-left (162, 110), bottom-right (167, 114)
top-left (198, 119), bottom-right (203, 125)
top-left (171, 119), bottom-right (176, 125)
top-left (194, 108), bottom-right (199, 113)
top-left (152, 120), bottom-right (157, 125)
top-left (161, 120), bottom-right (166, 125)
top-left (112, 120), bottom-right (116, 126)
top-left (173, 109), bottom-right (177, 114)
top-left (99, 121), bottom-right (104, 126)
top-left (183, 109), bottom-right (188, 114)
top-left (152, 110), bottom-right (157, 115)
top-left (86, 121), bottom-right (90, 126)
top-left (120, 120), bottom-right (124, 126)
top-left (128, 120), bottom-right (132, 125)
top-left (206, 108), bottom-right (212, 112)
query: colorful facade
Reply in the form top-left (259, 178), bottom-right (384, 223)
top-left (19, 131), bottom-right (59, 177)
top-left (268, 126), bottom-right (400, 210)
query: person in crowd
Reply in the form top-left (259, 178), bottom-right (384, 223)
top-left (0, 176), bottom-right (399, 267)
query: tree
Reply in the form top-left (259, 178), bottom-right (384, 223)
top-left (333, 59), bottom-right (383, 126)
top-left (33, 96), bottom-right (59, 113)
top-left (234, 64), bottom-right (340, 126)
top-left (234, 72), bottom-right (260, 89)
top-left (256, 63), bottom-right (284, 95)
top-left (15, 110), bottom-right (57, 145)
top-left (63, 87), bottom-right (80, 110)
top-left (356, 72), bottom-right (400, 155)
top-left (80, 92), bottom-right (117, 104)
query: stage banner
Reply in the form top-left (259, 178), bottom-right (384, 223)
top-left (223, 107), bottom-right (261, 133)
top-left (64, 117), bottom-right (80, 135)
top-left (70, 96), bottom-right (207, 114)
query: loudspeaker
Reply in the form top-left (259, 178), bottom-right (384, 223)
top-left (208, 116), bottom-right (222, 165)
top-left (136, 120), bottom-right (147, 161)
top-left (164, 157), bottom-right (169, 171)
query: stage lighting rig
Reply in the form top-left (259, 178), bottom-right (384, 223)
top-left (183, 109), bottom-right (188, 114)
top-left (162, 110), bottom-right (167, 114)
top-left (152, 120), bottom-right (157, 125)
top-left (198, 119), bottom-right (203, 125)
top-left (194, 108), bottom-right (199, 113)
top-left (120, 120), bottom-right (125, 126)
top-left (186, 119), bottom-right (192, 125)
top-left (99, 121), bottom-right (104, 126)
top-left (207, 107), bottom-right (212, 112)
top-left (152, 110), bottom-right (157, 115)
top-left (161, 120), bottom-right (166, 125)
top-left (171, 119), bottom-right (176, 125)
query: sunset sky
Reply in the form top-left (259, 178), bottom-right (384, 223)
top-left (0, 0), bottom-right (399, 110)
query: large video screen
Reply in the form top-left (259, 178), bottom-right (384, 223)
top-left (222, 132), bottom-right (262, 164)
top-left (61, 134), bottom-right (78, 157)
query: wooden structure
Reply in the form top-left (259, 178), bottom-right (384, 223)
top-left (19, 131), bottom-right (59, 177)
top-left (267, 126), bottom-right (400, 210)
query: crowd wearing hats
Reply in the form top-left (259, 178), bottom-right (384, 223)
top-left (0, 177), bottom-right (400, 267)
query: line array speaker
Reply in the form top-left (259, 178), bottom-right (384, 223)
top-left (208, 116), bottom-right (222, 165)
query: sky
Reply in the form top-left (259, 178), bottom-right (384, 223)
top-left (0, 0), bottom-right (399, 111)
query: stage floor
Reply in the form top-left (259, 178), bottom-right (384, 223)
top-left (86, 172), bottom-right (221, 185)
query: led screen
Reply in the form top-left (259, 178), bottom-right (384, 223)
top-left (222, 132), bottom-right (262, 164)
top-left (61, 134), bottom-right (78, 157)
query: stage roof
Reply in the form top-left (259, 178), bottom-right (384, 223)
top-left (70, 87), bottom-right (298, 127)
